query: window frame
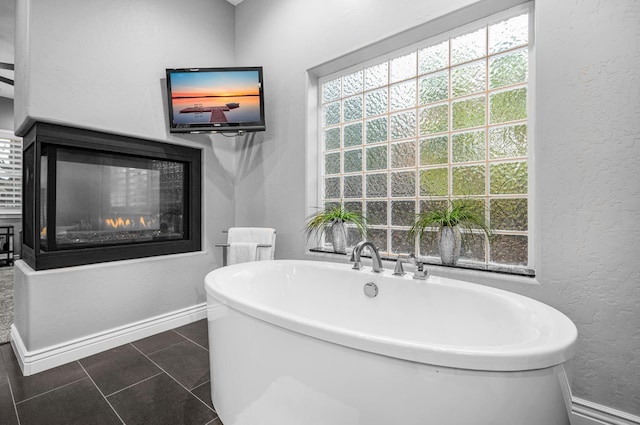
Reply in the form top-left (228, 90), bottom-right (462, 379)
top-left (0, 129), bottom-right (23, 215)
top-left (307, 2), bottom-right (535, 276)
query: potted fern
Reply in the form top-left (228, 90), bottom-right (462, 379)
top-left (305, 204), bottom-right (367, 253)
top-left (409, 199), bottom-right (492, 265)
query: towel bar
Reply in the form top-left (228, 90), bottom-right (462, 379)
top-left (218, 228), bottom-right (276, 266)
top-left (215, 243), bottom-right (272, 248)
top-left (222, 230), bottom-right (276, 234)
top-left (215, 243), bottom-right (273, 266)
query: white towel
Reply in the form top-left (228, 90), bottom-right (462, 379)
top-left (227, 227), bottom-right (276, 261)
top-left (229, 242), bottom-right (259, 265)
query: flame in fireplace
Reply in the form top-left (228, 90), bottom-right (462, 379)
top-left (41, 227), bottom-right (47, 238)
top-left (105, 217), bottom-right (131, 228)
top-left (104, 216), bottom-right (156, 230)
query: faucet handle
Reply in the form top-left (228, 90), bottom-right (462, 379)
top-left (405, 253), bottom-right (428, 280)
top-left (393, 254), bottom-right (415, 276)
top-left (392, 254), bottom-right (428, 280)
top-left (393, 258), bottom-right (406, 276)
top-left (412, 259), bottom-right (428, 280)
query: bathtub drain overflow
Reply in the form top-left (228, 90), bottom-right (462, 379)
top-left (363, 282), bottom-right (378, 298)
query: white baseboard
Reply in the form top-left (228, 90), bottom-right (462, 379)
top-left (571, 397), bottom-right (640, 425)
top-left (10, 302), bottom-right (207, 376)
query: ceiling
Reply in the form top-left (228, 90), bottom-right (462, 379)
top-left (0, 0), bottom-right (244, 100)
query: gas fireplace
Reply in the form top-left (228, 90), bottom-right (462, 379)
top-left (21, 123), bottom-right (202, 270)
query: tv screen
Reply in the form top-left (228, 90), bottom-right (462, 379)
top-left (166, 67), bottom-right (266, 133)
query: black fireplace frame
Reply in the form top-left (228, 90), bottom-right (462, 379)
top-left (21, 122), bottom-right (202, 270)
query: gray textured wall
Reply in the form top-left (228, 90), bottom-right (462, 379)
top-left (534, 0), bottom-right (640, 413)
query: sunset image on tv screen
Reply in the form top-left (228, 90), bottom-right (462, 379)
top-left (170, 70), bottom-right (262, 125)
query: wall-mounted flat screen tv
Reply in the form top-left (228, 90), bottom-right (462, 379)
top-left (166, 66), bottom-right (265, 133)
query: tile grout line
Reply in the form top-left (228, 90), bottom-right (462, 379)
top-left (104, 371), bottom-right (164, 398)
top-left (139, 330), bottom-right (189, 357)
top-left (191, 380), bottom-right (212, 392)
top-left (130, 343), bottom-right (218, 416)
top-left (77, 361), bottom-right (127, 425)
top-left (172, 329), bottom-right (209, 352)
top-left (14, 374), bottom-right (89, 406)
top-left (130, 342), bottom-right (212, 401)
top-left (6, 376), bottom-right (22, 425)
top-left (190, 380), bottom-right (215, 413)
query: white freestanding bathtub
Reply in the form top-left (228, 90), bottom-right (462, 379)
top-left (205, 260), bottom-right (577, 425)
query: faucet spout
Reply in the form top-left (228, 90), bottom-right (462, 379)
top-left (351, 241), bottom-right (384, 273)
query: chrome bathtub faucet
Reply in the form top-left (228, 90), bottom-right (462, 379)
top-left (350, 241), bottom-right (384, 273)
top-left (393, 254), bottom-right (428, 280)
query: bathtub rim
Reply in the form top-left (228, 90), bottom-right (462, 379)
top-left (205, 259), bottom-right (577, 372)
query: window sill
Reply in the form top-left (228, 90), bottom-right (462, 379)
top-left (308, 247), bottom-right (535, 278)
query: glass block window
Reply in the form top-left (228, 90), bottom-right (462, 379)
top-left (0, 135), bottom-right (22, 211)
top-left (318, 7), bottom-right (531, 269)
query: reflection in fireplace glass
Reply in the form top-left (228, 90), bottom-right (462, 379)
top-left (40, 148), bottom-right (186, 250)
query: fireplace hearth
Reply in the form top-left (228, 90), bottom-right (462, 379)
top-left (21, 123), bottom-right (202, 270)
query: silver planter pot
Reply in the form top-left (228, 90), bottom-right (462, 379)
top-left (438, 226), bottom-right (461, 265)
top-left (331, 221), bottom-right (347, 253)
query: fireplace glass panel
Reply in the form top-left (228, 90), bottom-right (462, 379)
top-left (39, 152), bottom-right (47, 248)
top-left (41, 148), bottom-right (186, 250)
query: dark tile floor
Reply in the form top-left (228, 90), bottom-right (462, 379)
top-left (0, 319), bottom-right (224, 425)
